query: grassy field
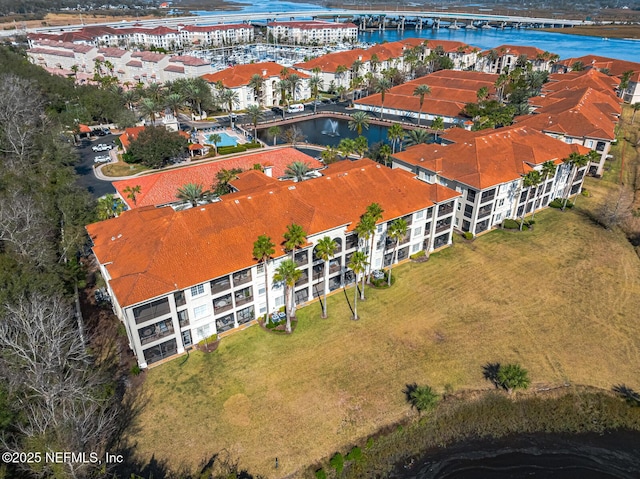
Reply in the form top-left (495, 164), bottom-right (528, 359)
top-left (131, 183), bottom-right (640, 478)
top-left (101, 160), bottom-right (148, 177)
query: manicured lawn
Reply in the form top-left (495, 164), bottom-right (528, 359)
top-left (101, 159), bottom-right (148, 177)
top-left (132, 180), bottom-right (640, 477)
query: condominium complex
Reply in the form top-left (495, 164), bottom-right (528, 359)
top-left (267, 21), bottom-right (358, 45)
top-left (87, 157), bottom-right (460, 367)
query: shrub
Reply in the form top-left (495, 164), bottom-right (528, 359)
top-left (330, 452), bottom-right (344, 474)
top-left (503, 219), bottom-right (520, 229)
top-left (408, 385), bottom-right (439, 412)
top-left (496, 363), bottom-right (530, 394)
top-left (550, 198), bottom-right (573, 209)
top-left (345, 446), bottom-right (362, 463)
top-left (245, 141), bottom-right (261, 149)
top-left (197, 334), bottom-right (218, 348)
top-left (410, 250), bottom-right (425, 260)
top-left (463, 231), bottom-right (474, 240)
top-left (217, 145), bottom-right (247, 155)
top-left (314, 469), bottom-right (327, 479)
top-left (366, 437), bottom-right (374, 449)
top-left (130, 364), bottom-right (142, 376)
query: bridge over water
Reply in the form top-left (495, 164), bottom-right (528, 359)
top-left (30, 9), bottom-right (590, 34)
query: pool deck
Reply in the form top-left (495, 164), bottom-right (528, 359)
top-left (195, 127), bottom-right (247, 148)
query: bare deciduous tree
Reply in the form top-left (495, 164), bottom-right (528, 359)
top-left (595, 186), bottom-right (634, 230)
top-left (0, 294), bottom-right (121, 479)
top-left (0, 74), bottom-right (46, 171)
top-left (0, 187), bottom-right (54, 267)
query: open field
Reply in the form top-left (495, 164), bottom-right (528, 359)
top-left (541, 24), bottom-right (640, 40)
top-left (1, 13), bottom-right (164, 30)
top-left (131, 181), bottom-right (640, 477)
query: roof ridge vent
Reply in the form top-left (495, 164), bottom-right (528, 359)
top-left (288, 185), bottom-right (296, 190)
top-left (234, 199), bottom-right (240, 204)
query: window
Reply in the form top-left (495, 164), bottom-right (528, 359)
top-left (190, 284), bottom-right (205, 297)
top-left (174, 291), bottom-right (186, 307)
top-left (196, 324), bottom-right (211, 340)
top-left (258, 287), bottom-right (266, 296)
top-left (177, 309), bottom-right (189, 327)
top-left (257, 263), bottom-right (264, 274)
top-left (182, 330), bottom-right (192, 348)
top-left (237, 305), bottom-right (254, 324)
top-left (143, 338), bottom-right (177, 365)
top-left (275, 295), bottom-right (285, 307)
top-left (133, 298), bottom-right (170, 324)
top-left (464, 204), bottom-right (474, 218)
top-left (497, 198), bottom-right (505, 207)
top-left (466, 189), bottom-right (476, 202)
top-left (213, 293), bottom-right (232, 314)
top-left (193, 304), bottom-right (209, 320)
top-left (414, 226), bottom-right (422, 237)
top-left (412, 243), bottom-right (420, 253)
top-left (415, 210), bottom-right (424, 219)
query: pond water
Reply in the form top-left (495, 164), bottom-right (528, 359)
top-left (257, 117), bottom-right (395, 148)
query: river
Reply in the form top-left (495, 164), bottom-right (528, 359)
top-left (190, 0), bottom-right (640, 62)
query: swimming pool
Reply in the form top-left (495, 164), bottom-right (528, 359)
top-left (208, 132), bottom-right (237, 147)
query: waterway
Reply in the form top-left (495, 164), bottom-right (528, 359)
top-left (190, 0), bottom-right (640, 62)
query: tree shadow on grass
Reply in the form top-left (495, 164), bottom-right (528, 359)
top-left (613, 384), bottom-right (640, 406)
top-left (403, 383), bottom-right (419, 405)
top-left (482, 362), bottom-right (501, 389)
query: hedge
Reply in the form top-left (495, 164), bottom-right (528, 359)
top-left (503, 219), bottom-right (520, 229)
top-left (217, 142), bottom-right (262, 155)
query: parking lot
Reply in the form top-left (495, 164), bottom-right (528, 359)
top-left (74, 134), bottom-right (118, 199)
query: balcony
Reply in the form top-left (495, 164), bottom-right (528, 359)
top-left (216, 313), bottom-right (235, 333)
top-left (435, 218), bottom-right (452, 234)
top-left (328, 259), bottom-right (341, 275)
top-left (210, 276), bottom-right (231, 295)
top-left (294, 250), bottom-right (308, 267)
top-left (213, 294), bottom-right (233, 315)
top-left (133, 298), bottom-right (171, 325)
top-left (477, 204), bottom-right (492, 219)
top-left (312, 264), bottom-right (324, 281)
top-left (237, 305), bottom-right (254, 325)
top-left (345, 234), bottom-right (358, 250)
top-left (177, 309), bottom-right (189, 327)
top-left (233, 269), bottom-right (252, 287)
top-left (437, 202), bottom-right (454, 217)
top-left (138, 319), bottom-right (175, 346)
top-left (295, 269), bottom-right (309, 287)
top-left (480, 189), bottom-right (496, 203)
top-left (234, 286), bottom-right (253, 307)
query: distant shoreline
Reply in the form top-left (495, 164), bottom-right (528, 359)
top-left (541, 25), bottom-right (640, 40)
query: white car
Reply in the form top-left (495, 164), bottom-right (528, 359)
top-left (94, 155), bottom-right (110, 163)
top-left (92, 143), bottom-right (113, 152)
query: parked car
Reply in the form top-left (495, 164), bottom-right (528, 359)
top-left (92, 143), bottom-right (113, 152)
top-left (94, 155), bottom-right (110, 163)
top-left (286, 104), bottom-right (305, 113)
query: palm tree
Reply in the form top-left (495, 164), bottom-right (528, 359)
top-left (139, 97), bottom-right (161, 124)
top-left (387, 123), bottom-right (404, 154)
top-left (520, 170), bottom-right (542, 230)
top-left (176, 183), bottom-right (211, 207)
top-left (248, 73), bottom-right (265, 106)
top-left (631, 103), bottom-right (640, 125)
top-left (476, 86), bottom-right (489, 102)
top-left (267, 125), bottom-right (281, 146)
top-left (309, 75), bottom-right (324, 114)
top-left (122, 89), bottom-right (138, 111)
top-left (277, 78), bottom-right (291, 115)
top-left (245, 104), bottom-right (263, 140)
top-left (214, 168), bottom-right (243, 196)
top-left (145, 82), bottom-right (164, 103)
top-left (412, 84), bottom-right (431, 126)
top-left (430, 117), bottom-right (445, 142)
top-left (288, 73), bottom-right (302, 102)
top-left (183, 79), bottom-right (204, 117)
top-left (365, 203), bottom-right (384, 276)
top-left (335, 64), bottom-right (348, 89)
top-left (273, 259), bottom-right (301, 333)
top-left (218, 88), bottom-right (240, 127)
top-left (320, 146), bottom-right (340, 164)
top-left (495, 73), bottom-right (509, 103)
top-left (532, 160), bottom-right (557, 219)
top-left (369, 53), bottom-right (380, 73)
top-left (386, 218), bottom-right (408, 286)
top-left (283, 223), bottom-right (307, 262)
top-left (96, 194), bottom-right (125, 220)
top-left (284, 161), bottom-right (313, 182)
top-left (315, 237), bottom-right (337, 319)
top-left (496, 363), bottom-right (530, 395)
top-left (354, 136), bottom-right (368, 158)
top-left (375, 78), bottom-right (392, 120)
top-left (562, 153), bottom-right (588, 211)
top-left (123, 184), bottom-right (141, 206)
top-left (253, 235), bottom-right (275, 321)
top-left (348, 251), bottom-right (368, 320)
top-left (403, 129), bottom-right (430, 148)
top-left (378, 143), bottom-right (392, 166)
top-left (355, 213), bottom-right (375, 297)
top-left (348, 111), bottom-right (370, 135)
top-left (164, 92), bottom-right (184, 124)
top-left (209, 133), bottom-right (221, 154)
top-left (338, 138), bottom-right (356, 158)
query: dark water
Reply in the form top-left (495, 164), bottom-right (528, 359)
top-left (392, 431), bottom-right (640, 479)
top-left (258, 117), bottom-right (392, 148)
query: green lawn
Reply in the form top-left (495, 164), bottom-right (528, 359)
top-left (132, 181), bottom-right (640, 477)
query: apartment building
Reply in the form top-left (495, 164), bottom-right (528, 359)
top-left (180, 24), bottom-right (254, 47)
top-left (267, 20), bottom-right (358, 45)
top-left (477, 45), bottom-right (558, 74)
top-left (86, 158), bottom-right (460, 367)
top-left (202, 62), bottom-right (310, 109)
top-left (391, 126), bottom-right (590, 236)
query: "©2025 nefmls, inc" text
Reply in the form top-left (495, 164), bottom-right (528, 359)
top-left (2, 451), bottom-right (124, 465)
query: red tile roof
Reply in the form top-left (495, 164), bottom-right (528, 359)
top-left (97, 47), bottom-right (128, 58)
top-left (119, 126), bottom-right (146, 151)
top-left (517, 87), bottom-right (620, 141)
top-left (164, 65), bottom-right (185, 73)
top-left (393, 125), bottom-right (590, 190)
top-left (170, 55), bottom-right (209, 67)
top-left (112, 148), bottom-right (323, 208)
top-left (355, 70), bottom-right (498, 118)
top-left (480, 44), bottom-right (552, 59)
top-left (89, 159), bottom-right (459, 307)
top-left (201, 62), bottom-right (308, 88)
top-left (556, 55), bottom-right (640, 77)
top-left (131, 51), bottom-right (168, 63)
top-left (28, 47), bottom-right (75, 58)
top-left (545, 69), bottom-right (620, 96)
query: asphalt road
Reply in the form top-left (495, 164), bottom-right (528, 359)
top-left (74, 135), bottom-right (117, 199)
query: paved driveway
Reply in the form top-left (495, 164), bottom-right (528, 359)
top-left (74, 135), bottom-right (117, 199)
